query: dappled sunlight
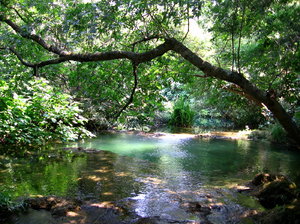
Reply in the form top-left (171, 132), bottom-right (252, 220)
top-left (101, 192), bottom-right (113, 196)
top-left (199, 131), bottom-right (251, 139)
top-left (115, 171), bottom-right (130, 177)
top-left (155, 132), bottom-right (196, 140)
top-left (66, 211), bottom-right (80, 217)
top-left (85, 175), bottom-right (107, 182)
top-left (140, 176), bottom-right (165, 185)
top-left (94, 167), bottom-right (112, 173)
top-left (90, 201), bottom-right (115, 208)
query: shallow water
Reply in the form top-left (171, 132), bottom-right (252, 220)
top-left (68, 133), bottom-right (300, 186)
top-left (1, 133), bottom-right (300, 223)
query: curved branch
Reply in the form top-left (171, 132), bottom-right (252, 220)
top-left (182, 5), bottom-right (190, 41)
top-left (8, 47), bottom-right (35, 67)
top-left (114, 62), bottom-right (138, 119)
top-left (5, 40), bottom-right (174, 69)
top-left (1, 47), bottom-right (40, 76)
top-left (1, 17), bottom-right (63, 55)
top-left (130, 35), bottom-right (160, 51)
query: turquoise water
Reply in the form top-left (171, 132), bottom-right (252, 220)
top-left (69, 133), bottom-right (300, 186)
top-left (1, 132), bottom-right (300, 222)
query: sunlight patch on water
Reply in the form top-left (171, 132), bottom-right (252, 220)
top-left (155, 133), bottom-right (196, 140)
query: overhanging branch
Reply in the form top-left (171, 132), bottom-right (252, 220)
top-left (222, 84), bottom-right (263, 107)
top-left (1, 15), bottom-right (300, 144)
top-left (114, 62), bottom-right (139, 119)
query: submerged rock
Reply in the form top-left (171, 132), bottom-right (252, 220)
top-left (9, 197), bottom-right (129, 224)
top-left (24, 196), bottom-right (81, 216)
top-left (63, 147), bottom-right (100, 153)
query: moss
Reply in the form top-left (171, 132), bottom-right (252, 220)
top-left (257, 180), bottom-right (297, 209)
top-left (249, 173), bottom-right (300, 224)
top-left (255, 200), bottom-right (300, 224)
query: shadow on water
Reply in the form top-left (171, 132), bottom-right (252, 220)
top-left (1, 132), bottom-right (300, 223)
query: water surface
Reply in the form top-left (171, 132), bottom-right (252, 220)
top-left (1, 133), bottom-right (300, 223)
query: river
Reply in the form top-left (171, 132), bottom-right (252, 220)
top-left (1, 132), bottom-right (300, 223)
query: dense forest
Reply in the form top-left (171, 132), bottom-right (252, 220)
top-left (0, 0), bottom-right (299, 145)
top-left (1, 1), bottom-right (300, 223)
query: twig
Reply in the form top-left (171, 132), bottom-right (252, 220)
top-left (131, 35), bottom-right (160, 51)
top-left (194, 74), bottom-right (210, 78)
top-left (182, 6), bottom-right (190, 42)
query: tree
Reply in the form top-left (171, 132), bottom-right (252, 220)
top-left (0, 0), bottom-right (299, 146)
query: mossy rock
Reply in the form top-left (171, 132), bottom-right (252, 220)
top-left (251, 173), bottom-right (285, 186)
top-left (257, 179), bottom-right (297, 209)
top-left (255, 200), bottom-right (300, 224)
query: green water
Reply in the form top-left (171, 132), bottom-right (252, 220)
top-left (69, 133), bottom-right (300, 186)
top-left (1, 133), bottom-right (300, 222)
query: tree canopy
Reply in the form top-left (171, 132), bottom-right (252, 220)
top-left (0, 0), bottom-right (299, 146)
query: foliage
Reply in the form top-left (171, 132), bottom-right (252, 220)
top-left (0, 77), bottom-right (93, 145)
top-left (294, 107), bottom-right (300, 126)
top-left (193, 109), bottom-right (233, 130)
top-left (205, 0), bottom-right (300, 113)
top-left (270, 123), bottom-right (287, 143)
top-left (0, 0), bottom-right (299, 141)
top-left (169, 97), bottom-right (195, 127)
top-left (0, 190), bottom-right (23, 213)
top-left (186, 77), bottom-right (266, 129)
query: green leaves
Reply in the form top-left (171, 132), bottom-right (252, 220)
top-left (169, 97), bottom-right (195, 127)
top-left (0, 77), bottom-right (94, 145)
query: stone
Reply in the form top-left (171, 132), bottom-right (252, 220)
top-left (256, 179), bottom-right (297, 209)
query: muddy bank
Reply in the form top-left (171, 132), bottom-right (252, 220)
top-left (101, 129), bottom-right (251, 140)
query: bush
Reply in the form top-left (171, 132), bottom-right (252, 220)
top-left (270, 123), bottom-right (287, 143)
top-left (0, 190), bottom-right (24, 218)
top-left (169, 97), bottom-right (195, 127)
top-left (0, 78), bottom-right (94, 145)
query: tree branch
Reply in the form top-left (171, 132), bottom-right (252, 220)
top-left (194, 74), bottom-right (210, 78)
top-left (8, 47), bottom-right (35, 67)
top-left (1, 17), bottom-right (64, 55)
top-left (131, 35), bottom-right (160, 51)
top-left (11, 7), bottom-right (29, 23)
top-left (1, 16), bottom-right (300, 143)
top-left (222, 84), bottom-right (263, 107)
top-left (114, 62), bottom-right (138, 119)
top-left (182, 5), bottom-right (190, 41)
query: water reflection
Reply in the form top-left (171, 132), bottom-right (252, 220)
top-left (1, 133), bottom-right (300, 222)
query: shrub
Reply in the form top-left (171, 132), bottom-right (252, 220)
top-left (0, 78), bottom-right (94, 145)
top-left (269, 123), bottom-right (287, 143)
top-left (169, 97), bottom-right (195, 127)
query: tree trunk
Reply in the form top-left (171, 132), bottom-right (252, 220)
top-left (170, 38), bottom-right (300, 146)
